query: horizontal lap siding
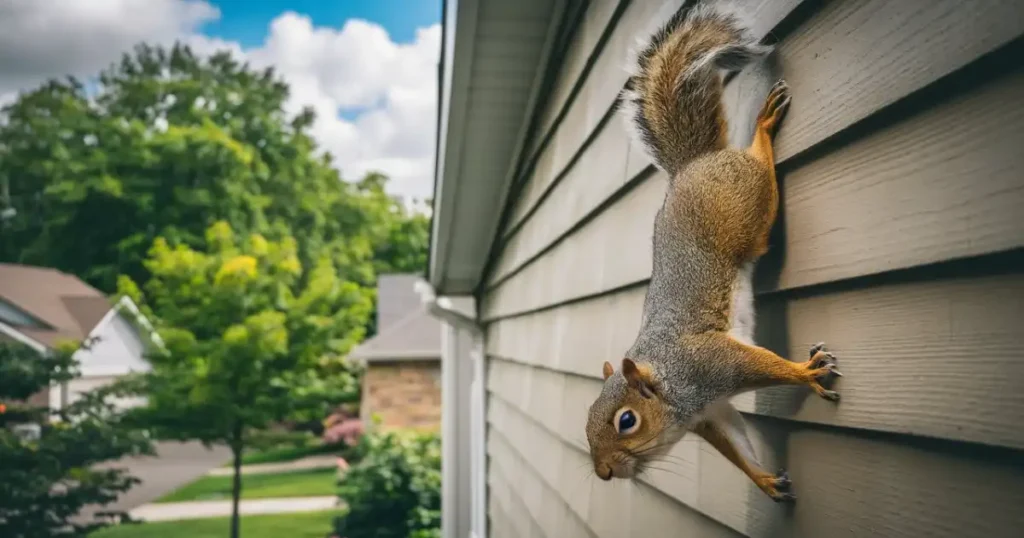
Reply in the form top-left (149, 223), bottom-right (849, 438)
top-left (483, 0), bottom-right (1024, 317)
top-left (486, 267), bottom-right (1024, 450)
top-left (481, 0), bottom-right (1024, 536)
top-left (488, 358), bottom-right (1024, 537)
top-left (492, 0), bottom-right (803, 283)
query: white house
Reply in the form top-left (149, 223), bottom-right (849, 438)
top-left (0, 263), bottom-right (157, 413)
top-left (422, 0), bottom-right (1024, 537)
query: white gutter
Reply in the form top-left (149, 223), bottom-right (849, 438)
top-left (415, 278), bottom-right (487, 538)
top-left (414, 279), bottom-right (480, 334)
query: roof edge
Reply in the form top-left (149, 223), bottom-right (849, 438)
top-left (426, 0), bottom-right (574, 295)
top-left (427, 0), bottom-right (480, 293)
top-left (0, 320), bottom-right (48, 353)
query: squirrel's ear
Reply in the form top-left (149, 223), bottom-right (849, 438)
top-left (621, 358), bottom-right (656, 398)
top-left (602, 361), bottom-right (614, 380)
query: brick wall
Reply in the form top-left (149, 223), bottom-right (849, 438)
top-left (360, 359), bottom-right (441, 431)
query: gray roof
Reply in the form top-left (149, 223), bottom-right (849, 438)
top-left (0, 263), bottom-right (112, 348)
top-left (348, 273), bottom-right (441, 362)
top-left (375, 274), bottom-right (423, 330)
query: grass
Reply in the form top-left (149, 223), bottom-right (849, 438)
top-left (156, 468), bottom-right (338, 503)
top-left (92, 509), bottom-right (341, 538)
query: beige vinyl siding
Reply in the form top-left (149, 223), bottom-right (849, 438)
top-left (480, 0), bottom-right (1024, 537)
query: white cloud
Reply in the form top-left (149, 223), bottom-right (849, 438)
top-left (0, 0), bottom-right (219, 93)
top-left (0, 1), bottom-right (440, 202)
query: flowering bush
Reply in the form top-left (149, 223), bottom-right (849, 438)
top-left (331, 429), bottom-right (441, 538)
top-left (322, 413), bottom-right (365, 447)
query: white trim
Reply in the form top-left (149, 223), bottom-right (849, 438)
top-left (111, 296), bottom-right (165, 350)
top-left (0, 319), bottom-right (47, 353)
top-left (439, 321), bottom-right (458, 538)
top-left (470, 339), bottom-right (488, 538)
top-left (430, 0), bottom-right (481, 290)
top-left (416, 279), bottom-right (484, 538)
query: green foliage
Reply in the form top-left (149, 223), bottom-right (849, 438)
top-left (0, 339), bottom-right (153, 537)
top-left (333, 430), bottom-right (441, 538)
top-left (235, 438), bottom-right (343, 467)
top-left (0, 43), bottom-right (429, 295)
top-left (122, 221), bottom-right (370, 445)
top-left (120, 220), bottom-right (369, 538)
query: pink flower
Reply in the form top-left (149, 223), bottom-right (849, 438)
top-left (322, 417), bottom-right (365, 446)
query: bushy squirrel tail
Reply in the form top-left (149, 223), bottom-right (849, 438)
top-left (621, 0), bottom-right (769, 176)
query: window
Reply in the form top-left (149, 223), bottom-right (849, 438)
top-left (0, 299), bottom-right (47, 329)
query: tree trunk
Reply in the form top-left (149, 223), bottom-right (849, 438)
top-left (229, 423), bottom-right (244, 538)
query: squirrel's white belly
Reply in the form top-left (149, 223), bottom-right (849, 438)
top-left (727, 261), bottom-right (757, 345)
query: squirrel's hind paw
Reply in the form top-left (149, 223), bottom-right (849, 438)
top-left (760, 469), bottom-right (796, 503)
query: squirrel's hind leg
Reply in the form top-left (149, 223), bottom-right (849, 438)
top-left (746, 79), bottom-right (791, 257)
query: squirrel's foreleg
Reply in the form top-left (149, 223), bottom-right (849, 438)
top-left (693, 401), bottom-right (795, 502)
top-left (703, 333), bottom-right (843, 401)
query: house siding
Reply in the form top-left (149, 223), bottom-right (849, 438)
top-left (478, 0), bottom-right (1024, 537)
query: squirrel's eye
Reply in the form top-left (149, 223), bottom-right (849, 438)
top-left (616, 409), bottom-right (639, 434)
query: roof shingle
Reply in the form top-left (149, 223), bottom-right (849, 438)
top-left (349, 273), bottom-right (440, 362)
top-left (0, 263), bottom-right (112, 348)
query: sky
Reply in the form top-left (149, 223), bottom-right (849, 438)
top-left (0, 0), bottom-right (443, 202)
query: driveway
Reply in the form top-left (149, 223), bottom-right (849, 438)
top-left (80, 441), bottom-right (231, 520)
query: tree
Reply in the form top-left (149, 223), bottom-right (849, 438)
top-left (0, 43), bottom-right (423, 296)
top-left (120, 221), bottom-right (369, 538)
top-left (0, 339), bottom-right (153, 537)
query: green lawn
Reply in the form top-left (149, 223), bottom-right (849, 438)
top-left (157, 468), bottom-right (337, 503)
top-left (92, 510), bottom-right (341, 538)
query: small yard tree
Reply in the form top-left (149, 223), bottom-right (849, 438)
top-left (0, 339), bottom-right (153, 537)
top-left (120, 221), bottom-right (369, 538)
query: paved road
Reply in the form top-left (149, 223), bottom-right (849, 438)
top-left (78, 441), bottom-right (231, 521)
top-left (129, 496), bottom-right (340, 522)
top-left (206, 454), bottom-right (339, 476)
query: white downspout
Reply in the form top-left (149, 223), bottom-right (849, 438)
top-left (416, 279), bottom-right (487, 538)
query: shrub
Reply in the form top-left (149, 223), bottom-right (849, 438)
top-left (0, 340), bottom-right (153, 536)
top-left (332, 430), bottom-right (440, 538)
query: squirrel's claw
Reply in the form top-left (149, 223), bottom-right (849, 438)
top-left (774, 470), bottom-right (791, 489)
top-left (805, 344), bottom-right (842, 401)
top-left (773, 491), bottom-right (797, 503)
top-left (766, 469), bottom-right (796, 503)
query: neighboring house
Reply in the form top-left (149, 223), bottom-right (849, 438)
top-left (0, 263), bottom-right (155, 413)
top-left (349, 273), bottom-right (442, 431)
top-left (423, 1), bottom-right (1024, 538)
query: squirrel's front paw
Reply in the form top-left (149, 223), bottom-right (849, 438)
top-left (806, 342), bottom-right (842, 401)
top-left (758, 469), bottom-right (796, 503)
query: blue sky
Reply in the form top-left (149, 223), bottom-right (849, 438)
top-left (0, 0), bottom-right (444, 201)
top-left (206, 0), bottom-right (442, 47)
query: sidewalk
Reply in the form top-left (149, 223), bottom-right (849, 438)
top-left (206, 454), bottom-right (338, 476)
top-left (129, 496), bottom-right (340, 522)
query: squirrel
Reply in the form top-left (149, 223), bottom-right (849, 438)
top-left (584, 0), bottom-right (842, 503)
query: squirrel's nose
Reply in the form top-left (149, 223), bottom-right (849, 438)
top-left (596, 464), bottom-right (613, 481)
